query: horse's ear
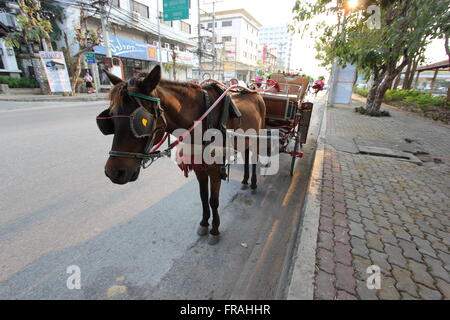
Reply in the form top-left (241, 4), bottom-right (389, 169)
top-left (141, 65), bottom-right (161, 93)
top-left (103, 69), bottom-right (123, 85)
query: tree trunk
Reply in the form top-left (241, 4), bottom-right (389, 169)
top-left (402, 62), bottom-right (412, 89)
top-left (413, 71), bottom-right (421, 89)
top-left (370, 81), bottom-right (391, 112)
top-left (367, 65), bottom-right (404, 112)
top-left (365, 74), bottom-right (384, 110)
top-left (392, 74), bottom-right (401, 90)
top-left (445, 35), bottom-right (450, 104)
top-left (429, 69), bottom-right (439, 93)
top-left (71, 52), bottom-right (84, 94)
top-left (407, 58), bottom-right (418, 89)
top-left (447, 85), bottom-right (450, 104)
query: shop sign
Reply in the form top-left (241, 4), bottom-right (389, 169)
top-left (94, 36), bottom-right (158, 61)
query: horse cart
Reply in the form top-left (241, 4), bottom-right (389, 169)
top-left (256, 74), bottom-right (314, 176)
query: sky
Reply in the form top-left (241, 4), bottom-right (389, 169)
top-left (203, 0), bottom-right (335, 78)
top-left (203, 0), bottom-right (448, 78)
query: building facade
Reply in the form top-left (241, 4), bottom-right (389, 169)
top-left (0, 3), bottom-right (22, 78)
top-left (58, 0), bottom-right (198, 86)
top-left (200, 9), bottom-right (261, 82)
top-left (259, 25), bottom-right (293, 72)
top-left (259, 45), bottom-right (278, 73)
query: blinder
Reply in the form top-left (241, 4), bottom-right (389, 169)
top-left (96, 100), bottom-right (159, 138)
top-left (96, 109), bottom-right (115, 135)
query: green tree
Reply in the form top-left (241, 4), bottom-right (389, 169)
top-left (3, 0), bottom-right (53, 50)
top-left (292, 0), bottom-right (450, 113)
top-left (68, 10), bottom-right (102, 93)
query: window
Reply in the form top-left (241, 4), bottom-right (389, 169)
top-left (111, 0), bottom-right (120, 8)
top-left (222, 20), bottom-right (232, 27)
top-left (222, 36), bottom-right (232, 42)
top-left (180, 21), bottom-right (191, 33)
top-left (131, 0), bottom-right (150, 18)
top-left (131, 0), bottom-right (149, 18)
top-left (207, 22), bottom-right (217, 29)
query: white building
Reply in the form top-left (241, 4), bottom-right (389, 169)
top-left (200, 9), bottom-right (261, 82)
top-left (259, 25), bottom-right (293, 72)
top-left (0, 7), bottom-right (22, 78)
top-left (58, 0), bottom-right (199, 84)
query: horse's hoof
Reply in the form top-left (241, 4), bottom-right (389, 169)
top-left (251, 184), bottom-right (257, 190)
top-left (207, 234), bottom-right (220, 245)
top-left (241, 183), bottom-right (249, 190)
top-left (197, 225), bottom-right (209, 236)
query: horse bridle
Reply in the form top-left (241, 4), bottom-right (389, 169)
top-left (107, 91), bottom-right (168, 168)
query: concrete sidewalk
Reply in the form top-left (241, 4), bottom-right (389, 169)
top-left (288, 95), bottom-right (450, 300)
top-left (0, 92), bottom-right (108, 102)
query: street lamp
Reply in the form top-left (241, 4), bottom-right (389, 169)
top-left (347, 0), bottom-right (358, 10)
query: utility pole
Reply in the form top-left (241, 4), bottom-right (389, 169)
top-left (234, 37), bottom-right (237, 80)
top-left (100, 0), bottom-right (112, 71)
top-left (156, 0), bottom-right (163, 70)
top-left (211, 0), bottom-right (216, 79)
top-left (197, 0), bottom-right (202, 79)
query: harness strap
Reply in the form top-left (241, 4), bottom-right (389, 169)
top-left (128, 92), bottom-right (161, 102)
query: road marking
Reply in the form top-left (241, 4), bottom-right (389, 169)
top-left (25, 123), bottom-right (61, 132)
top-left (0, 101), bottom-right (105, 113)
top-left (281, 170), bottom-right (301, 207)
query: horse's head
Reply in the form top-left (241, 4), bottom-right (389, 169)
top-left (97, 65), bottom-right (164, 185)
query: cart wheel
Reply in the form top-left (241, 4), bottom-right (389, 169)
top-left (290, 125), bottom-right (302, 176)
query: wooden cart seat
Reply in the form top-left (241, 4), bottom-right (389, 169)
top-left (269, 73), bottom-right (309, 100)
top-left (260, 93), bottom-right (298, 121)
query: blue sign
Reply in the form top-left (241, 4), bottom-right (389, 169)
top-left (93, 36), bottom-right (158, 61)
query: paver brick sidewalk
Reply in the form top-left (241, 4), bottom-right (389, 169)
top-left (314, 96), bottom-right (450, 300)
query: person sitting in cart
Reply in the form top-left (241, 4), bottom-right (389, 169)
top-left (312, 76), bottom-right (325, 94)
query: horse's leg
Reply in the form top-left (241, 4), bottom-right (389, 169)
top-left (208, 166), bottom-right (222, 245)
top-left (250, 164), bottom-right (257, 191)
top-left (241, 148), bottom-right (250, 190)
top-left (251, 140), bottom-right (258, 191)
top-left (195, 169), bottom-right (210, 236)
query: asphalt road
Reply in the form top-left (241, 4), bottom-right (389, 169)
top-left (0, 96), bottom-right (324, 299)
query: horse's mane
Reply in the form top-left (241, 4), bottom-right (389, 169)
top-left (108, 74), bottom-right (209, 111)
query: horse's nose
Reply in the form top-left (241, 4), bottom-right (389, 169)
top-left (108, 168), bottom-right (129, 184)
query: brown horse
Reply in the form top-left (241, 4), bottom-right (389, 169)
top-left (100, 65), bottom-right (266, 245)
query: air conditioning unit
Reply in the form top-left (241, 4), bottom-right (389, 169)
top-left (164, 43), bottom-right (170, 49)
top-left (152, 41), bottom-right (158, 47)
top-left (175, 46), bottom-right (180, 51)
top-left (132, 11), bottom-right (140, 22)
